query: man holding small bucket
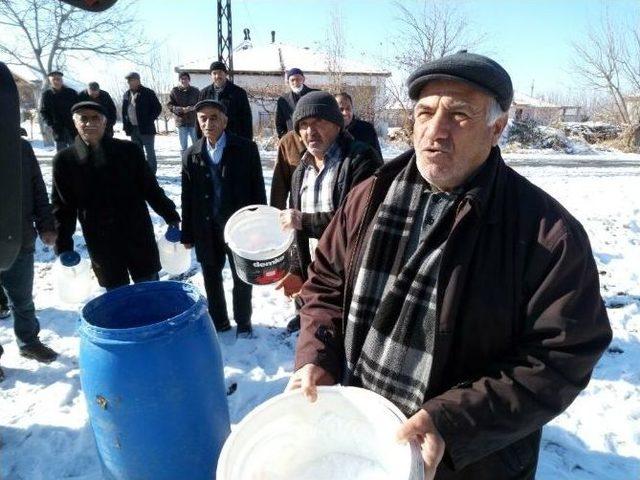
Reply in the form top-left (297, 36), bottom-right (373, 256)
top-left (181, 99), bottom-right (266, 337)
top-left (287, 52), bottom-right (611, 479)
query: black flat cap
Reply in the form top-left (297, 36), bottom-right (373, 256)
top-left (125, 71), bottom-right (140, 80)
top-left (209, 61), bottom-right (228, 73)
top-left (194, 99), bottom-right (227, 115)
top-left (292, 91), bottom-right (344, 132)
top-left (47, 70), bottom-right (63, 77)
top-left (407, 50), bottom-right (513, 111)
top-left (71, 101), bottom-right (106, 115)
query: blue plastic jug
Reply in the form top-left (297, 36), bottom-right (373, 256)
top-left (78, 281), bottom-right (230, 479)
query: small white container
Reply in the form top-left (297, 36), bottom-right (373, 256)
top-left (216, 386), bottom-right (425, 480)
top-left (157, 226), bottom-right (191, 276)
top-left (53, 251), bottom-right (92, 304)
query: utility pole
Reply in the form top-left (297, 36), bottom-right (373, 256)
top-left (217, 0), bottom-right (233, 81)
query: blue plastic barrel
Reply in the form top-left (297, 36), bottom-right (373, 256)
top-left (78, 281), bottom-right (230, 480)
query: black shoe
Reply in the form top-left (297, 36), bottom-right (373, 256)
top-left (236, 323), bottom-right (253, 339)
top-left (0, 365), bottom-right (4, 382)
top-left (0, 308), bottom-right (10, 320)
top-left (19, 341), bottom-right (58, 363)
top-left (215, 322), bottom-right (232, 333)
top-left (286, 315), bottom-right (300, 334)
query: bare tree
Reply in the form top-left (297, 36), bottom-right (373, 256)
top-left (571, 13), bottom-right (634, 124)
top-left (141, 48), bottom-right (178, 134)
top-left (324, 6), bottom-right (346, 91)
top-left (392, 0), bottom-right (486, 72)
top-left (0, 0), bottom-right (149, 83)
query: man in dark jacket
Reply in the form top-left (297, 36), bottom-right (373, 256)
top-left (122, 72), bottom-right (162, 174)
top-left (77, 82), bottom-right (117, 138)
top-left (275, 68), bottom-right (317, 139)
top-left (198, 61), bottom-right (253, 140)
top-left (287, 52), bottom-right (612, 479)
top-left (168, 72), bottom-right (200, 153)
top-left (181, 99), bottom-right (266, 336)
top-left (39, 70), bottom-right (78, 151)
top-left (335, 92), bottom-right (382, 159)
top-left (0, 139), bottom-right (59, 381)
top-left (276, 91), bottom-right (382, 333)
top-left (52, 101), bottom-right (180, 290)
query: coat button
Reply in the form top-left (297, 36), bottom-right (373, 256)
top-left (204, 194), bottom-right (209, 199)
top-left (426, 216), bottom-right (434, 225)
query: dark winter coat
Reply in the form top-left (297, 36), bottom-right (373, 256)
top-left (167, 85), bottom-right (200, 127)
top-left (51, 136), bottom-right (180, 287)
top-left (345, 117), bottom-right (382, 159)
top-left (275, 85), bottom-right (317, 138)
top-left (122, 86), bottom-right (162, 136)
top-left (181, 133), bottom-right (266, 265)
top-left (198, 81), bottom-right (253, 139)
top-left (20, 139), bottom-right (55, 253)
top-left (288, 132), bottom-right (382, 278)
top-left (295, 147), bottom-right (612, 479)
top-left (77, 89), bottom-right (117, 137)
top-left (39, 86), bottom-right (78, 141)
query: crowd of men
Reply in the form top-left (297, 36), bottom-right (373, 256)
top-left (1, 53), bottom-right (612, 479)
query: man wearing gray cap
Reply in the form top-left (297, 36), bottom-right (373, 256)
top-left (52, 101), bottom-right (180, 290)
top-left (122, 72), bottom-right (162, 174)
top-left (288, 52), bottom-right (611, 479)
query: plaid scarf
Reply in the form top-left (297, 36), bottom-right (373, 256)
top-left (344, 157), bottom-right (456, 416)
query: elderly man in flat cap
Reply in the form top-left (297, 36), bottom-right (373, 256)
top-left (51, 101), bottom-right (180, 291)
top-left (198, 61), bottom-right (253, 140)
top-left (276, 91), bottom-right (382, 333)
top-left (122, 72), bottom-right (163, 174)
top-left (287, 51), bottom-right (611, 479)
top-left (39, 70), bottom-right (79, 151)
top-left (181, 99), bottom-right (266, 337)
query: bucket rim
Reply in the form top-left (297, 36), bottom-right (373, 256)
top-left (79, 281), bottom-right (205, 342)
top-left (216, 385), bottom-right (425, 479)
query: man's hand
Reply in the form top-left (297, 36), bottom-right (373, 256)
top-left (275, 273), bottom-right (304, 297)
top-left (40, 231), bottom-right (57, 246)
top-left (286, 363), bottom-right (335, 402)
top-left (279, 209), bottom-right (302, 231)
top-left (396, 409), bottom-right (446, 480)
top-left (182, 243), bottom-right (193, 249)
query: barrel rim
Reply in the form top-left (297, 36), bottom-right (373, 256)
top-left (79, 281), bottom-right (205, 342)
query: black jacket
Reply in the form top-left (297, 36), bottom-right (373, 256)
top-left (39, 86), bottom-right (78, 141)
top-left (77, 89), bottom-right (117, 136)
top-left (289, 132), bottom-right (382, 278)
top-left (20, 139), bottom-right (54, 253)
top-left (168, 85), bottom-right (200, 127)
top-left (345, 118), bottom-right (382, 159)
top-left (122, 85), bottom-right (162, 136)
top-left (275, 85), bottom-right (317, 138)
top-left (198, 81), bottom-right (253, 140)
top-left (181, 133), bottom-right (266, 265)
top-left (51, 136), bottom-right (180, 287)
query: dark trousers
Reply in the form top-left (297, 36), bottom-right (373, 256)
top-left (0, 252), bottom-right (39, 357)
top-left (201, 247), bottom-right (252, 329)
top-left (104, 272), bottom-right (160, 291)
top-left (0, 283), bottom-right (8, 309)
top-left (55, 131), bottom-right (74, 152)
top-left (129, 126), bottom-right (157, 174)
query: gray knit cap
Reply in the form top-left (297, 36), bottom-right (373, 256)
top-left (407, 50), bottom-right (513, 111)
top-left (293, 91), bottom-right (344, 132)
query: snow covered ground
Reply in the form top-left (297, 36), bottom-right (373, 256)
top-left (1, 132), bottom-right (639, 479)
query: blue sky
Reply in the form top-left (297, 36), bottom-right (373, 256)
top-left (115, 0), bottom-right (638, 97)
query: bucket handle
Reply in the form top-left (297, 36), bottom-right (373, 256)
top-left (232, 204), bottom-right (278, 218)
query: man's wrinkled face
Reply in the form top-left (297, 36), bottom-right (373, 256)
top-left (211, 69), bottom-right (227, 88)
top-left (127, 78), bottom-right (140, 91)
top-left (336, 96), bottom-right (354, 127)
top-left (412, 80), bottom-right (506, 191)
top-left (288, 74), bottom-right (304, 91)
top-left (179, 75), bottom-right (190, 88)
top-left (197, 106), bottom-right (227, 143)
top-left (49, 75), bottom-right (63, 90)
top-left (298, 117), bottom-right (340, 159)
top-left (73, 108), bottom-right (106, 145)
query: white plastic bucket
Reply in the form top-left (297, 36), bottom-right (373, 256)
top-left (224, 205), bottom-right (294, 286)
top-left (53, 252), bottom-right (92, 304)
top-left (216, 386), bottom-right (425, 480)
top-left (157, 235), bottom-right (191, 276)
